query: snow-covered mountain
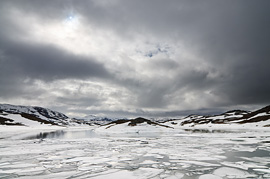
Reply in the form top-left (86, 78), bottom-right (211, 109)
top-left (96, 106), bottom-right (270, 133)
top-left (76, 114), bottom-right (126, 125)
top-left (164, 105), bottom-right (270, 128)
top-left (0, 104), bottom-right (80, 126)
top-left (1, 103), bottom-right (270, 129)
top-left (95, 117), bottom-right (173, 134)
top-left (0, 104), bottom-right (123, 127)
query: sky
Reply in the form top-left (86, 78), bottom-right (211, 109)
top-left (0, 0), bottom-right (270, 118)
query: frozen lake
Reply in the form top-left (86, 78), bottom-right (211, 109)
top-left (0, 128), bottom-right (270, 178)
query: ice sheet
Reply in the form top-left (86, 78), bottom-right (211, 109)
top-left (0, 126), bottom-right (270, 178)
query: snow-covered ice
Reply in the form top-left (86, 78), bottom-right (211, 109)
top-left (0, 125), bottom-right (270, 178)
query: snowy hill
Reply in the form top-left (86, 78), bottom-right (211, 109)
top-left (96, 106), bottom-right (270, 133)
top-left (0, 104), bottom-right (123, 127)
top-left (1, 104), bottom-right (270, 129)
top-left (164, 105), bottom-right (270, 128)
top-left (96, 117), bottom-right (173, 134)
top-left (0, 104), bottom-right (79, 127)
top-left (75, 114), bottom-right (126, 125)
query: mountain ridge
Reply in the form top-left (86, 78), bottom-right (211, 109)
top-left (0, 103), bottom-right (270, 128)
top-left (0, 104), bottom-right (81, 126)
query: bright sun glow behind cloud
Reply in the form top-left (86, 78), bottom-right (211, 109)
top-left (21, 12), bottom-right (125, 60)
top-left (28, 15), bottom-right (99, 56)
top-left (63, 14), bottom-right (78, 30)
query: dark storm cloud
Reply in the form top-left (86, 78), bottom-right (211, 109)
top-left (1, 0), bottom-right (270, 115)
top-left (0, 26), bottom-right (110, 99)
top-left (1, 39), bottom-right (110, 81)
top-left (114, 0), bottom-right (270, 107)
top-left (0, 2), bottom-right (110, 83)
top-left (59, 0), bottom-right (270, 107)
top-left (0, 0), bottom-right (110, 87)
top-left (215, 63), bottom-right (270, 105)
top-left (0, 0), bottom-right (68, 19)
top-left (56, 96), bottom-right (101, 107)
top-left (0, 42), bottom-right (110, 99)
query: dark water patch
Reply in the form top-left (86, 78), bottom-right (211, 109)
top-left (22, 129), bottom-right (99, 140)
top-left (225, 148), bottom-right (270, 162)
top-left (184, 129), bottom-right (239, 133)
top-left (261, 141), bottom-right (270, 143)
top-left (230, 139), bottom-right (245, 142)
top-left (21, 130), bottom-right (164, 140)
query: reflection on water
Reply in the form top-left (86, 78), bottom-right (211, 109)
top-left (23, 128), bottom-right (242, 140)
top-left (23, 130), bottom-right (99, 140)
top-left (184, 129), bottom-right (239, 133)
top-left (226, 148), bottom-right (270, 162)
top-left (22, 129), bottom-right (163, 140)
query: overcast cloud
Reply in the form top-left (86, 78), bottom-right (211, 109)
top-left (0, 0), bottom-right (270, 118)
